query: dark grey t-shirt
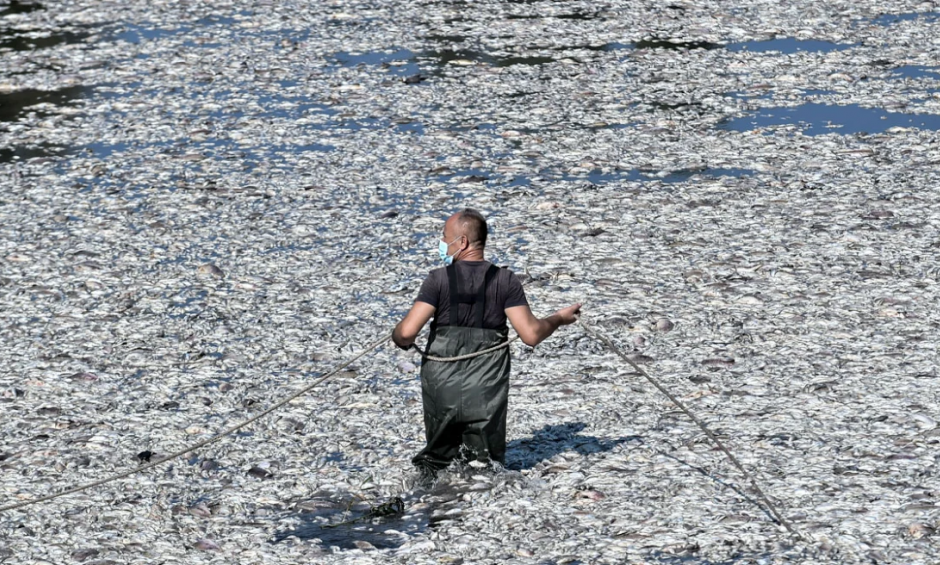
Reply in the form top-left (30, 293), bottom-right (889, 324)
top-left (416, 261), bottom-right (528, 330)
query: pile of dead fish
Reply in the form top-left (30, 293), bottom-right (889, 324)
top-left (1, 0), bottom-right (939, 563)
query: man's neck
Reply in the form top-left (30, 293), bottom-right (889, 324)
top-left (458, 248), bottom-right (485, 262)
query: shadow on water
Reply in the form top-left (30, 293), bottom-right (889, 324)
top-left (720, 103), bottom-right (940, 135)
top-left (271, 496), bottom-right (427, 550)
top-left (506, 422), bottom-right (640, 470)
top-left (0, 85), bottom-right (87, 122)
top-left (0, 1), bottom-right (43, 17)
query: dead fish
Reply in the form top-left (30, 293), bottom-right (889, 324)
top-left (654, 318), bottom-right (674, 332)
top-left (197, 263), bottom-right (224, 278)
top-left (67, 372), bottom-right (99, 382)
top-left (193, 539), bottom-right (221, 551)
top-left (247, 465), bottom-right (272, 479)
top-left (71, 548), bottom-right (100, 561)
top-left (701, 357), bottom-right (734, 368)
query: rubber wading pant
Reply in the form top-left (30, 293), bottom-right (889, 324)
top-left (412, 325), bottom-right (511, 471)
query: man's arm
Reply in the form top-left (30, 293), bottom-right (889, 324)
top-left (392, 302), bottom-right (436, 349)
top-left (505, 303), bottom-right (581, 347)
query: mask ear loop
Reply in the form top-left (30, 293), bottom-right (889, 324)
top-left (450, 235), bottom-right (466, 262)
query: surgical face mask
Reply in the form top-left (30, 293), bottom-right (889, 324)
top-left (438, 236), bottom-right (461, 265)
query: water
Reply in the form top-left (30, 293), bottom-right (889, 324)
top-left (726, 38), bottom-right (856, 53)
top-left (0, 144), bottom-right (69, 163)
top-left (634, 39), bottom-right (721, 51)
top-left (869, 12), bottom-right (940, 26)
top-left (0, 85), bottom-right (87, 122)
top-left (506, 11), bottom-right (600, 20)
top-left (627, 38), bottom-right (855, 54)
top-left (720, 103), bottom-right (940, 135)
top-left (890, 65), bottom-right (940, 80)
top-left (0, 25), bottom-right (92, 51)
top-left (553, 167), bottom-right (755, 186)
top-left (0, 1), bottom-right (43, 17)
top-left (330, 47), bottom-right (556, 78)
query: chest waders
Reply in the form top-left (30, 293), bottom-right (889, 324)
top-left (412, 264), bottom-right (511, 472)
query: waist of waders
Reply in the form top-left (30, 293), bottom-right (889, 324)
top-left (426, 325), bottom-right (509, 357)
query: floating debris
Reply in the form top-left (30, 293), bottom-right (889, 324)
top-left (1, 0), bottom-right (939, 563)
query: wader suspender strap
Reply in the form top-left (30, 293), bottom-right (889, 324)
top-left (445, 264), bottom-right (499, 329)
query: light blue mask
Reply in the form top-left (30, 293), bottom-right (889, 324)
top-left (438, 237), bottom-right (460, 265)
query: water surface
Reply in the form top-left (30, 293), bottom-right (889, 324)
top-left (721, 103), bottom-right (940, 135)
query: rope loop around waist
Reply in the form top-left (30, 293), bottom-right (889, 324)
top-left (409, 336), bottom-right (518, 362)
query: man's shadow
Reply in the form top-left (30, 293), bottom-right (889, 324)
top-left (505, 422), bottom-right (639, 470)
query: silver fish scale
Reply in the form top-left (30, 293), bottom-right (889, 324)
top-left (2, 0), bottom-right (940, 563)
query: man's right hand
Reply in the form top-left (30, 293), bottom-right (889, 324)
top-left (554, 303), bottom-right (582, 325)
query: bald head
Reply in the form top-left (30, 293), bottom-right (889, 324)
top-left (445, 208), bottom-right (488, 249)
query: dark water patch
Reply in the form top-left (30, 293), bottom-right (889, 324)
top-left (506, 11), bottom-right (600, 20)
top-left (890, 65), bottom-right (940, 80)
top-left (644, 101), bottom-right (702, 112)
top-left (870, 12), bottom-right (940, 26)
top-left (0, 26), bottom-right (91, 51)
top-left (720, 103), bottom-right (940, 135)
top-left (194, 14), bottom-right (241, 26)
top-left (271, 496), bottom-right (427, 549)
top-left (726, 88), bottom-right (834, 101)
top-left (726, 90), bottom-right (774, 100)
top-left (726, 38), bottom-right (856, 54)
top-left (634, 38), bottom-right (721, 51)
top-left (0, 143), bottom-right (68, 163)
top-left (330, 47), bottom-right (556, 75)
top-left (555, 11), bottom-right (598, 20)
top-left (0, 85), bottom-right (87, 121)
top-left (0, 1), bottom-right (43, 17)
top-left (332, 48), bottom-right (421, 76)
top-left (662, 167), bottom-right (754, 182)
top-left (110, 23), bottom-right (188, 45)
top-left (430, 167), bottom-right (490, 183)
top-left (648, 549), bottom-right (776, 564)
top-left (425, 48), bottom-right (554, 67)
top-left (550, 42), bottom-right (630, 53)
top-left (423, 33), bottom-right (467, 43)
top-left (525, 166), bottom-right (753, 188)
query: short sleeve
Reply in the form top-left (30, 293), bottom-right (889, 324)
top-left (503, 270), bottom-right (528, 309)
top-left (415, 269), bottom-right (442, 307)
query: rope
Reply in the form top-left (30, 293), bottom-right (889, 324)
top-left (577, 317), bottom-right (803, 540)
top-left (0, 328), bottom-right (519, 513)
top-left (409, 336), bottom-right (518, 362)
top-left (1, 313), bottom-right (804, 542)
top-left (0, 332), bottom-right (393, 513)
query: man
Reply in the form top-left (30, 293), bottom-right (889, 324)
top-left (393, 208), bottom-right (581, 479)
